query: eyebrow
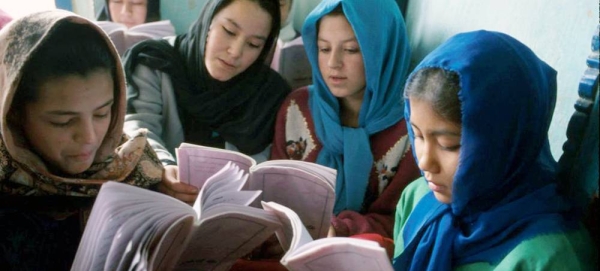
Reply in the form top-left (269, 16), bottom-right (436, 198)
top-left (410, 123), bottom-right (461, 137)
top-left (47, 99), bottom-right (114, 116)
top-left (225, 18), bottom-right (267, 41)
top-left (317, 37), bottom-right (358, 43)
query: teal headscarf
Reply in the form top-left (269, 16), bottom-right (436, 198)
top-left (303, 0), bottom-right (411, 213)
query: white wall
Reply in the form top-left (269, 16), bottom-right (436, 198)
top-left (0, 0), bottom-right (56, 18)
top-left (405, 0), bottom-right (598, 159)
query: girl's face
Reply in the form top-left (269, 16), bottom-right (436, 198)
top-left (317, 14), bottom-right (366, 103)
top-left (22, 70), bottom-right (114, 175)
top-left (204, 0), bottom-right (271, 82)
top-left (409, 98), bottom-right (461, 204)
top-left (279, 0), bottom-right (291, 25)
top-left (109, 0), bottom-right (148, 29)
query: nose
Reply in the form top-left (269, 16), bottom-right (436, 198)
top-left (228, 38), bottom-right (244, 59)
top-left (327, 50), bottom-right (342, 69)
top-left (417, 141), bottom-right (440, 174)
top-left (121, 2), bottom-right (132, 15)
top-left (74, 119), bottom-right (97, 145)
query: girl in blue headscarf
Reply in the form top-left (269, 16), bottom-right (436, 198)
top-left (271, 0), bottom-right (420, 239)
top-left (393, 30), bottom-right (597, 270)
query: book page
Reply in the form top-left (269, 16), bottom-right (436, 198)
top-left (119, 206), bottom-right (193, 271)
top-left (283, 238), bottom-right (393, 271)
top-left (258, 160), bottom-right (337, 188)
top-left (249, 166), bottom-right (335, 239)
top-left (96, 20), bottom-right (175, 56)
top-left (261, 201), bottom-right (314, 253)
top-left (198, 162), bottom-right (245, 205)
top-left (147, 215), bottom-right (196, 271)
top-left (95, 21), bottom-right (127, 54)
top-left (193, 162), bottom-right (261, 217)
top-left (175, 205), bottom-right (281, 271)
top-left (127, 222), bottom-right (158, 271)
top-left (72, 184), bottom-right (154, 270)
top-left (104, 209), bottom-right (165, 270)
top-left (177, 143), bottom-right (256, 189)
top-left (123, 32), bottom-right (155, 51)
top-left (71, 182), bottom-right (196, 271)
top-left (95, 21), bottom-right (127, 34)
top-left (127, 20), bottom-right (175, 37)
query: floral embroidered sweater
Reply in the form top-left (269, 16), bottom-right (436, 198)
top-left (271, 87), bottom-right (421, 238)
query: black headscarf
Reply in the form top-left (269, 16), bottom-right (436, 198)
top-left (96, 0), bottom-right (161, 23)
top-left (123, 0), bottom-right (290, 155)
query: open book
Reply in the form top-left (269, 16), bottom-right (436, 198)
top-left (176, 143), bottom-right (337, 240)
top-left (262, 201), bottom-right (393, 271)
top-left (71, 162), bottom-right (281, 271)
top-left (95, 20), bottom-right (175, 55)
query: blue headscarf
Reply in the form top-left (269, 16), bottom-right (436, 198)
top-left (394, 30), bottom-right (577, 270)
top-left (303, 0), bottom-right (410, 213)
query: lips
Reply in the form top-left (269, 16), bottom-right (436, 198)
top-left (68, 152), bottom-right (93, 162)
top-left (427, 181), bottom-right (446, 192)
top-left (219, 58), bottom-right (235, 69)
top-left (328, 75), bottom-right (346, 85)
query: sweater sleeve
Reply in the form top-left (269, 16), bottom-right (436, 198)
top-left (331, 144), bottom-right (421, 238)
top-left (124, 64), bottom-right (176, 165)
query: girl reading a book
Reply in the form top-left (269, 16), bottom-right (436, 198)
top-left (393, 30), bottom-right (597, 270)
top-left (122, 0), bottom-right (291, 201)
top-left (270, 0), bottom-right (420, 239)
top-left (97, 0), bottom-right (160, 29)
top-left (0, 10), bottom-right (167, 269)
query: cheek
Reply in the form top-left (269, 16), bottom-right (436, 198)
top-left (99, 117), bottom-right (112, 138)
top-left (240, 49), bottom-right (261, 69)
top-left (413, 139), bottom-right (424, 159)
top-left (28, 127), bottom-right (67, 160)
top-left (108, 4), bottom-right (119, 14)
top-left (317, 55), bottom-right (328, 76)
top-left (351, 57), bottom-right (365, 78)
top-left (445, 152), bottom-right (460, 183)
top-left (134, 7), bottom-right (147, 22)
top-left (204, 32), bottom-right (218, 57)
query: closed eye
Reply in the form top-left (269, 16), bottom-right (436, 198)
top-left (223, 26), bottom-right (235, 36)
top-left (440, 144), bottom-right (461, 151)
top-left (318, 47), bottom-right (331, 53)
top-left (94, 113), bottom-right (110, 119)
top-left (50, 119), bottom-right (73, 128)
top-left (247, 42), bottom-right (261, 49)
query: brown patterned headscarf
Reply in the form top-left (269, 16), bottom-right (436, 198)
top-left (0, 10), bottom-right (163, 198)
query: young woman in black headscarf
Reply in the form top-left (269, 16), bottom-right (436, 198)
top-left (122, 0), bottom-right (291, 201)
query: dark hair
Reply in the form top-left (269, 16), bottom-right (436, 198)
top-left (11, 21), bottom-right (118, 129)
top-left (213, 0), bottom-right (281, 61)
top-left (404, 67), bottom-right (462, 124)
top-left (316, 4), bottom-right (345, 31)
top-left (146, 0), bottom-right (160, 22)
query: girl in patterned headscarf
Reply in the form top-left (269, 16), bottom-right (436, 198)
top-left (0, 10), bottom-right (166, 269)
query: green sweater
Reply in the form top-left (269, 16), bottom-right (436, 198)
top-left (393, 178), bottom-right (598, 270)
